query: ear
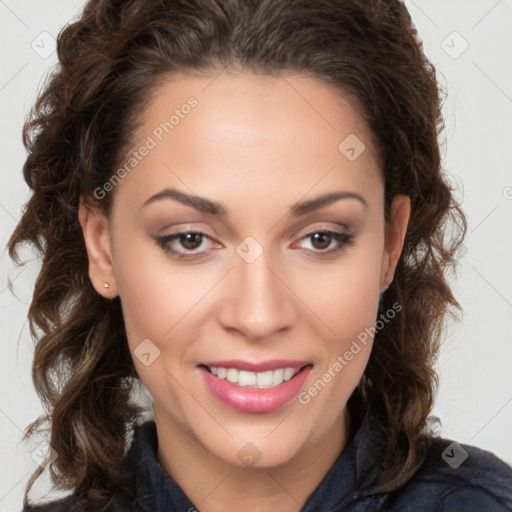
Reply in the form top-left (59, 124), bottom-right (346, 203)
top-left (78, 197), bottom-right (118, 298)
top-left (380, 195), bottom-right (411, 290)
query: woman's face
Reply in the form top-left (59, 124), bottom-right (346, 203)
top-left (80, 72), bottom-right (409, 468)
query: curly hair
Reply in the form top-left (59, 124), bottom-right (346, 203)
top-left (8, 0), bottom-right (466, 509)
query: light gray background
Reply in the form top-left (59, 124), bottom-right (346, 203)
top-left (1, 0), bottom-right (511, 509)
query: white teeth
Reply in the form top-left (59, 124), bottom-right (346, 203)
top-left (238, 370), bottom-right (256, 386)
top-left (208, 366), bottom-right (301, 388)
top-left (272, 368), bottom-right (284, 386)
top-left (283, 368), bottom-right (296, 381)
top-left (257, 370), bottom-right (274, 387)
top-left (226, 368), bottom-right (239, 383)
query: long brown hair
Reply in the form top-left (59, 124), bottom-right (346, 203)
top-left (9, 0), bottom-right (466, 509)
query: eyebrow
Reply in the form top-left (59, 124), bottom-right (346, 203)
top-left (142, 187), bottom-right (367, 216)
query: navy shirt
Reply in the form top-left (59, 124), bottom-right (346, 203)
top-left (23, 416), bottom-right (512, 511)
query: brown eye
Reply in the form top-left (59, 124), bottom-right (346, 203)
top-left (178, 232), bottom-right (204, 250)
top-left (155, 231), bottom-right (214, 260)
top-left (310, 232), bottom-right (332, 250)
top-left (297, 230), bottom-right (354, 255)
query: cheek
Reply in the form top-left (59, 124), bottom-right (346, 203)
top-left (316, 272), bottom-right (379, 379)
top-left (310, 234), bottom-right (383, 339)
top-left (297, 262), bottom-right (380, 428)
top-left (301, 233), bottom-right (383, 397)
top-left (111, 221), bottom-right (205, 333)
top-left (111, 230), bottom-right (191, 364)
top-left (113, 251), bottom-right (203, 415)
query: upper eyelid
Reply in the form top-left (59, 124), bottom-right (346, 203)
top-left (162, 218), bottom-right (352, 235)
top-left (166, 224), bottom-right (350, 238)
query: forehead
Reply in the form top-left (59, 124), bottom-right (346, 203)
top-left (112, 71), bottom-right (382, 213)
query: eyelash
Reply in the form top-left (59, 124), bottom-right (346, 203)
top-left (154, 229), bottom-right (355, 261)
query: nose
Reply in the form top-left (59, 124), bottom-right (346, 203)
top-left (217, 249), bottom-right (298, 342)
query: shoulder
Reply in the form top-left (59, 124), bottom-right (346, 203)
top-left (22, 494), bottom-right (85, 512)
top-left (21, 421), bottom-right (157, 512)
top-left (389, 437), bottom-right (512, 511)
top-left (21, 490), bottom-right (134, 512)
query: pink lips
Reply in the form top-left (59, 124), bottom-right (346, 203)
top-left (197, 360), bottom-right (313, 413)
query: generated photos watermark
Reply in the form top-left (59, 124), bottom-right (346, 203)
top-left (93, 97), bottom-right (198, 200)
top-left (298, 301), bottom-right (402, 405)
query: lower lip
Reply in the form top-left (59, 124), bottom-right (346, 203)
top-left (198, 365), bottom-right (313, 413)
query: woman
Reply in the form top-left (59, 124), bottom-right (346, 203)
top-left (9, 0), bottom-right (512, 511)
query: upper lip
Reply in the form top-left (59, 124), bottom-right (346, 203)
top-left (199, 360), bottom-right (312, 372)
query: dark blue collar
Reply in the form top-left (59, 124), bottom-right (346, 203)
top-left (121, 412), bottom-right (386, 512)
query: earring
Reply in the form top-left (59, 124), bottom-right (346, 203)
top-left (103, 282), bottom-right (110, 288)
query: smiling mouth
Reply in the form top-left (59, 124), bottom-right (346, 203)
top-left (199, 364), bottom-right (312, 389)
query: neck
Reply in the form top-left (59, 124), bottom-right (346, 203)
top-left (154, 407), bottom-right (349, 512)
